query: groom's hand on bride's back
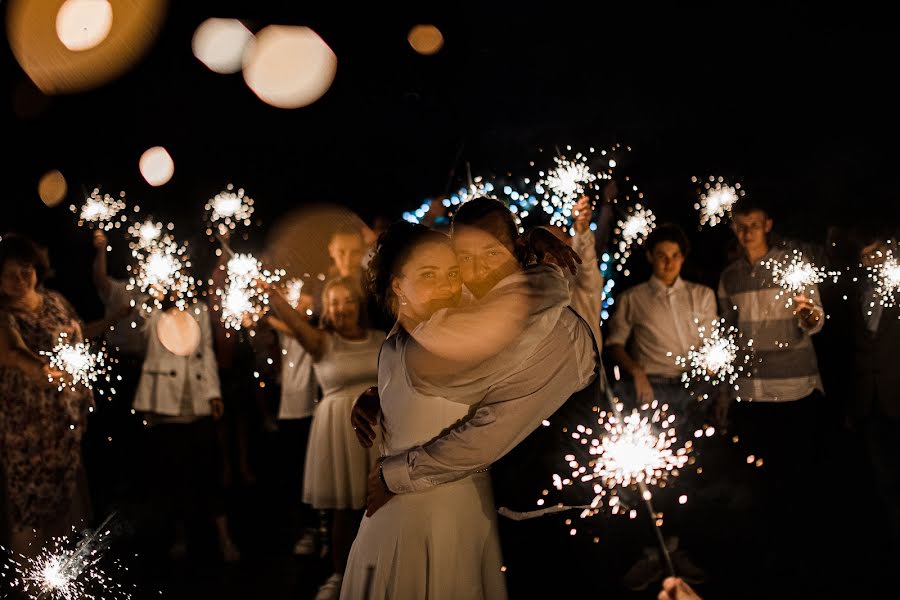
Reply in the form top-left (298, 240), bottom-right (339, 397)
top-left (351, 386), bottom-right (380, 448)
top-left (366, 461), bottom-right (396, 517)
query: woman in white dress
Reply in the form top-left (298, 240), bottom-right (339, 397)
top-left (268, 276), bottom-right (384, 599)
top-left (341, 223), bottom-right (508, 600)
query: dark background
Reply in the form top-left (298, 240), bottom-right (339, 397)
top-left (4, 3), bottom-right (899, 315)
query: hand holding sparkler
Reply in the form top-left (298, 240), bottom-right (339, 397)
top-left (39, 333), bottom-right (109, 392)
top-left (792, 293), bottom-right (822, 329)
top-left (42, 364), bottom-right (71, 390)
top-left (572, 195), bottom-right (593, 234)
top-left (658, 576), bottom-right (703, 600)
top-left (92, 230), bottom-right (109, 253)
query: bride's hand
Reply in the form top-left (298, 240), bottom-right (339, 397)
top-left (351, 387), bottom-right (380, 448)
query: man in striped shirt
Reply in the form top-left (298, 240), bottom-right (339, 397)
top-left (717, 197), bottom-right (825, 591)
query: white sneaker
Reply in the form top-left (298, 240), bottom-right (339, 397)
top-left (292, 529), bottom-right (317, 556)
top-left (313, 573), bottom-right (343, 600)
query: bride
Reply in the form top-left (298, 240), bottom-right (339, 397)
top-left (339, 221), bottom-right (508, 599)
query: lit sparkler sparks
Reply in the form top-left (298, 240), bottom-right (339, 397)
top-left (676, 319), bottom-right (749, 400)
top-left (551, 401), bottom-right (691, 518)
top-left (70, 188), bottom-right (127, 231)
top-left (39, 333), bottom-right (110, 391)
top-left (536, 152), bottom-right (610, 231)
top-left (218, 253), bottom-right (284, 330)
top-left (127, 219), bottom-right (163, 250)
top-left (284, 278), bottom-right (304, 309)
top-left (541, 156), bottom-right (597, 201)
top-left (763, 249), bottom-right (839, 307)
top-left (612, 203), bottom-right (656, 270)
top-left (205, 184), bottom-right (254, 236)
top-left (867, 249), bottom-right (900, 308)
top-left (693, 176), bottom-right (744, 227)
top-left (1, 514), bottom-right (135, 599)
top-left (128, 234), bottom-right (196, 311)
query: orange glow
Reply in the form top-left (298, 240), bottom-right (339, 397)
top-left (6, 0), bottom-right (167, 95)
top-left (407, 25), bottom-right (444, 55)
top-left (38, 170), bottom-right (68, 207)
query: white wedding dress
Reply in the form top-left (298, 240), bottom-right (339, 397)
top-left (340, 329), bottom-right (507, 600)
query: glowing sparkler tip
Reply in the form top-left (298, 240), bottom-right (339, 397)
top-left (696, 179), bottom-right (742, 227)
top-left (72, 189), bottom-right (127, 231)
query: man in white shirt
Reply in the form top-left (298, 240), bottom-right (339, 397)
top-left (607, 224), bottom-right (718, 410)
top-left (606, 223), bottom-right (717, 590)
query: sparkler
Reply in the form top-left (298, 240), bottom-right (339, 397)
top-left (1, 514), bottom-right (135, 599)
top-left (542, 396), bottom-right (688, 577)
top-left (551, 401), bottom-right (690, 517)
top-left (218, 253), bottom-right (284, 330)
top-left (693, 176), bottom-right (744, 227)
top-left (39, 333), bottom-right (111, 392)
top-left (867, 249), bottom-right (900, 308)
top-left (127, 232), bottom-right (196, 311)
top-left (536, 151), bottom-right (611, 231)
top-left (763, 249), bottom-right (839, 307)
top-left (126, 219), bottom-right (163, 250)
top-left (70, 188), bottom-right (127, 231)
top-left (612, 203), bottom-right (656, 271)
top-left (284, 278), bottom-right (305, 309)
top-left (205, 184), bottom-right (254, 236)
top-left (676, 319), bottom-right (749, 401)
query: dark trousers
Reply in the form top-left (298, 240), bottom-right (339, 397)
top-left (729, 393), bottom-right (828, 590)
top-left (275, 417), bottom-right (314, 540)
top-left (614, 379), bottom-right (710, 551)
top-left (141, 418), bottom-right (225, 545)
top-left (862, 409), bottom-right (900, 543)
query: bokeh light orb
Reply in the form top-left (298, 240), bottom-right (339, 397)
top-left (56, 0), bottom-right (113, 51)
top-left (192, 18), bottom-right (253, 74)
top-left (38, 170), bottom-right (68, 207)
top-left (242, 25), bottom-right (337, 109)
top-left (407, 24), bottom-right (443, 55)
top-left (139, 146), bottom-right (174, 186)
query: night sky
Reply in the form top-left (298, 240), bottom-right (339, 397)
top-left (4, 3), bottom-right (899, 317)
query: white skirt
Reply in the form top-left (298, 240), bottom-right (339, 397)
top-left (340, 472), bottom-right (508, 600)
top-left (302, 392), bottom-right (376, 510)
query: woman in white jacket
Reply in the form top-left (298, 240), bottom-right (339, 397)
top-left (133, 302), bottom-right (239, 562)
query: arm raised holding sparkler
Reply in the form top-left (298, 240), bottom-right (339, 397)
top-left (267, 286), bottom-right (329, 360)
top-left (92, 230), bottom-right (111, 301)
